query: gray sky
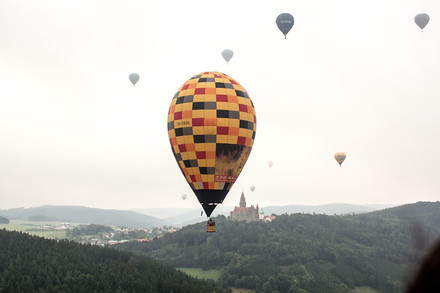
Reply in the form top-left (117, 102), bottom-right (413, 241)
top-left (1, 0), bottom-right (439, 210)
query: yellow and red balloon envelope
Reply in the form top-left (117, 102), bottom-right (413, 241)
top-left (167, 72), bottom-right (256, 216)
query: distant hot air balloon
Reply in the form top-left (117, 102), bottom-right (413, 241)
top-left (268, 162), bottom-right (273, 168)
top-left (250, 186), bottom-right (255, 192)
top-left (167, 72), bottom-right (256, 219)
top-left (415, 13), bottom-right (430, 31)
top-left (129, 73), bottom-right (140, 86)
top-left (222, 49), bottom-right (234, 64)
top-left (334, 152), bottom-right (346, 166)
top-left (182, 194), bottom-right (187, 200)
top-left (276, 13), bottom-right (294, 39)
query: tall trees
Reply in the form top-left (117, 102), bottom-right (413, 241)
top-left (0, 229), bottom-right (228, 292)
top-left (117, 203), bottom-right (440, 292)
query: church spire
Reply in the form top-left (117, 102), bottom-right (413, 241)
top-left (239, 192), bottom-right (246, 207)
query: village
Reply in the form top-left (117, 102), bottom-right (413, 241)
top-left (33, 222), bottom-right (178, 245)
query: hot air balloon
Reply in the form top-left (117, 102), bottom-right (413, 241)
top-left (415, 13), bottom-right (430, 31)
top-left (250, 186), bottom-right (255, 192)
top-left (334, 152), bottom-right (346, 166)
top-left (268, 161), bottom-right (273, 168)
top-left (182, 194), bottom-right (187, 200)
top-left (222, 49), bottom-right (234, 64)
top-left (276, 13), bottom-right (294, 39)
top-left (167, 71), bottom-right (257, 222)
top-left (129, 73), bottom-right (140, 86)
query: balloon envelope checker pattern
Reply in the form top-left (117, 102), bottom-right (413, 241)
top-left (167, 72), bottom-right (256, 217)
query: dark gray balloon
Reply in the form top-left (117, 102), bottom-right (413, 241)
top-left (415, 13), bottom-right (430, 30)
top-left (276, 13), bottom-right (294, 39)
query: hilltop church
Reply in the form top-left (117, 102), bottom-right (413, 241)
top-left (230, 192), bottom-right (259, 222)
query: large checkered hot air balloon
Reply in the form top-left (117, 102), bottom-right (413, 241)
top-left (167, 72), bottom-right (256, 218)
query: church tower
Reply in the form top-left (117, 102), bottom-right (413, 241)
top-left (239, 192), bottom-right (246, 207)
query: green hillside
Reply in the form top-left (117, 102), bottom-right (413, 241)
top-left (0, 228), bottom-right (228, 292)
top-left (116, 202), bottom-right (440, 293)
top-left (0, 205), bottom-right (166, 228)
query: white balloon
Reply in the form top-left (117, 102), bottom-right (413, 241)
top-left (129, 73), bottom-right (140, 86)
top-left (221, 49), bottom-right (234, 63)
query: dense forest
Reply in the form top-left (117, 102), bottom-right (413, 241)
top-left (0, 229), bottom-right (228, 292)
top-left (117, 202), bottom-right (440, 293)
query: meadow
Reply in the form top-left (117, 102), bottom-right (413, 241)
top-left (0, 219), bottom-right (67, 239)
top-left (353, 287), bottom-right (379, 293)
top-left (177, 268), bottom-right (256, 293)
top-left (177, 267), bottom-right (221, 281)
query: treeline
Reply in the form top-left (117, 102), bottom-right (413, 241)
top-left (65, 224), bottom-right (152, 242)
top-left (67, 223), bottom-right (113, 237)
top-left (0, 216), bottom-right (9, 224)
top-left (0, 229), bottom-right (229, 293)
top-left (117, 202), bottom-right (440, 293)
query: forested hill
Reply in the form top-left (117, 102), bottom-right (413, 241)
top-left (117, 201), bottom-right (440, 293)
top-left (0, 229), bottom-right (228, 293)
top-left (0, 205), bottom-right (166, 228)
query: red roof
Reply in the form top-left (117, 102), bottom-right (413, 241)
top-left (231, 206), bottom-right (256, 214)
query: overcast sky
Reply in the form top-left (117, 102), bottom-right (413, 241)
top-left (1, 0), bottom-right (439, 211)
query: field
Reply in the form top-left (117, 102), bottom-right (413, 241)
top-left (230, 288), bottom-right (255, 293)
top-left (177, 268), bottom-right (256, 293)
top-left (0, 219), bottom-right (68, 239)
top-left (177, 267), bottom-right (221, 281)
top-left (353, 286), bottom-right (379, 293)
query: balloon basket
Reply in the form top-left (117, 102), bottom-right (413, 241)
top-left (207, 218), bottom-right (216, 233)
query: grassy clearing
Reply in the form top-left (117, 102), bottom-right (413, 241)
top-left (177, 268), bottom-right (221, 281)
top-left (353, 286), bottom-right (378, 293)
top-left (0, 219), bottom-right (68, 239)
top-left (230, 288), bottom-right (255, 293)
top-left (177, 268), bottom-right (256, 292)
